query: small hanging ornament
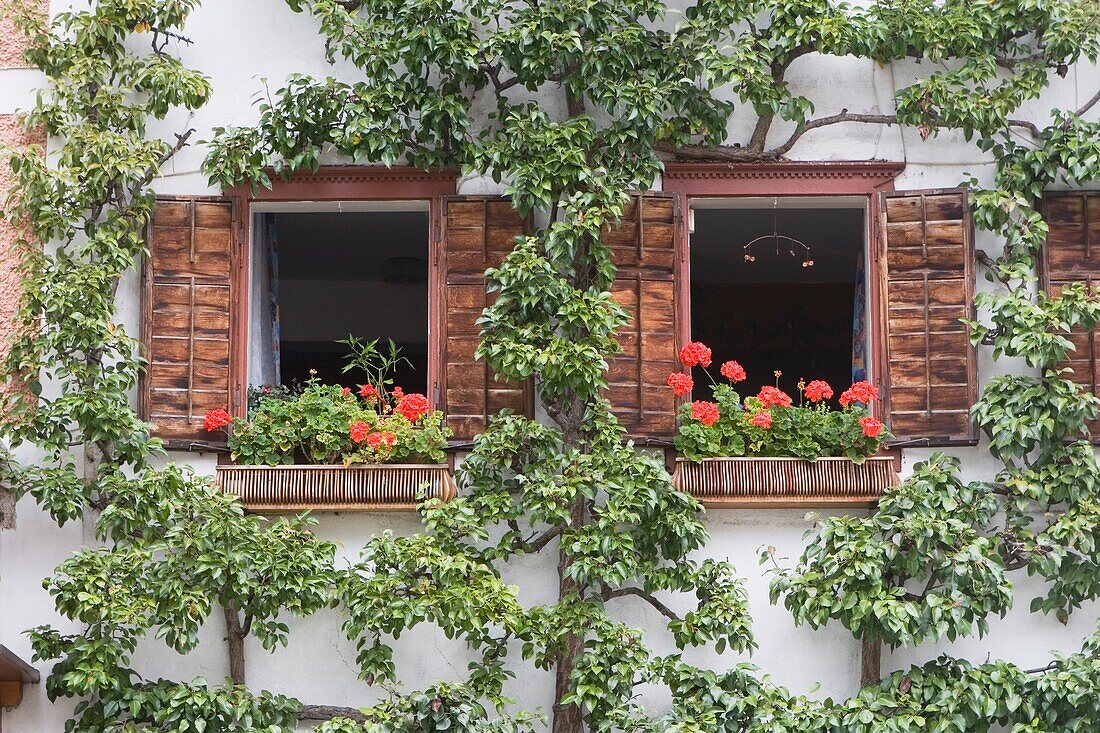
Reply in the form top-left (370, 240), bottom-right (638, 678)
top-left (740, 197), bottom-right (814, 267)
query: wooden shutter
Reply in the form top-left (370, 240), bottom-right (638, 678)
top-left (605, 194), bottom-right (680, 439)
top-left (879, 189), bottom-right (977, 445)
top-left (141, 197), bottom-right (236, 445)
top-left (1042, 191), bottom-right (1100, 440)
top-left (440, 197), bottom-right (533, 441)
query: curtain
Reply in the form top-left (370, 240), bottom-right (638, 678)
top-left (267, 214), bottom-right (281, 386)
top-left (851, 247), bottom-right (867, 383)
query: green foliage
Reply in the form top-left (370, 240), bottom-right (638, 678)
top-left (8, 0), bottom-right (1100, 730)
top-left (29, 466), bottom-right (336, 730)
top-left (225, 380), bottom-right (450, 465)
top-left (315, 683), bottom-right (543, 733)
top-left (769, 454), bottom-right (1012, 646)
top-left (675, 384), bottom-right (888, 462)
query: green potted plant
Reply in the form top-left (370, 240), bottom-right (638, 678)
top-left (668, 341), bottom-right (897, 507)
top-left (205, 340), bottom-right (453, 511)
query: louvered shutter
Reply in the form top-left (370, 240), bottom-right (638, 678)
top-left (605, 194), bottom-right (680, 439)
top-left (141, 198), bottom-right (236, 445)
top-left (879, 189), bottom-right (977, 445)
top-left (440, 197), bottom-right (533, 441)
top-left (1042, 192), bottom-right (1100, 440)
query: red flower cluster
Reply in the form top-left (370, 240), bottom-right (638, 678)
top-left (204, 408), bottom-right (233, 432)
top-left (359, 384), bottom-right (379, 401)
top-left (690, 400), bottom-right (720, 426)
top-left (839, 380), bottom-right (878, 407)
top-left (396, 393), bottom-right (430, 421)
top-left (350, 420), bottom-right (371, 443)
top-left (720, 360), bottom-right (746, 382)
top-left (804, 380), bottom-right (833, 403)
top-left (859, 416), bottom-right (884, 438)
top-left (757, 386), bottom-right (792, 409)
top-left (392, 386), bottom-right (404, 400)
top-left (366, 431), bottom-right (397, 448)
top-left (751, 410), bottom-right (772, 429)
top-left (679, 341), bottom-right (712, 368)
top-left (341, 387), bottom-right (351, 396)
top-left (667, 372), bottom-right (694, 396)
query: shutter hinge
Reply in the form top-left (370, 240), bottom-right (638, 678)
top-left (234, 384), bottom-right (242, 410)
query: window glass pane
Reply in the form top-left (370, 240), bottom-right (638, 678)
top-left (251, 209), bottom-right (430, 393)
top-left (690, 206), bottom-right (865, 401)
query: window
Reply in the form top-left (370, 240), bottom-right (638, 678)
top-left (138, 164), bottom-right (978, 450)
top-left (248, 203), bottom-right (430, 392)
top-left (689, 198), bottom-right (868, 398)
top-left (665, 163), bottom-right (979, 447)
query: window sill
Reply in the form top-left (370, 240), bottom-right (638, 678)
top-left (215, 463), bottom-right (457, 512)
top-left (672, 455), bottom-right (899, 508)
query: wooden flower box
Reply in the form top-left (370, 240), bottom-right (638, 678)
top-left (672, 456), bottom-right (899, 508)
top-left (215, 464), bottom-right (457, 512)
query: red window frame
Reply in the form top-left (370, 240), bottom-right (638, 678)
top-left (224, 167), bottom-right (458, 419)
top-left (661, 161), bottom-right (905, 423)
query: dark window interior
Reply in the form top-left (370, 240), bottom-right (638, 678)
top-left (263, 210), bottom-right (429, 392)
top-left (690, 206), bottom-right (865, 402)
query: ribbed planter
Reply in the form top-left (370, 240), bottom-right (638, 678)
top-left (672, 456), bottom-right (899, 508)
top-left (216, 464), bottom-right (457, 512)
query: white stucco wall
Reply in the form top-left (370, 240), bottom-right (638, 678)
top-left (1, 1), bottom-right (1099, 730)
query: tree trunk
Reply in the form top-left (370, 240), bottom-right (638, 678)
top-left (860, 636), bottom-right (881, 688)
top-left (223, 603), bottom-right (246, 685)
top-left (552, 494), bottom-right (587, 733)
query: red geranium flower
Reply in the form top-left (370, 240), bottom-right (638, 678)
top-left (720, 360), bottom-right (746, 383)
top-left (396, 393), bottom-right (430, 421)
top-left (859, 416), bottom-right (884, 438)
top-left (840, 380), bottom-right (879, 407)
top-left (804, 380), bottom-right (833, 403)
top-left (366, 431), bottom-right (396, 449)
top-left (342, 387), bottom-right (351, 396)
top-left (359, 384), bottom-right (379, 401)
top-left (203, 408), bottom-right (232, 432)
top-left (392, 386), bottom-right (404, 400)
top-left (690, 400), bottom-right (720, 426)
top-left (679, 341), bottom-right (712, 368)
top-left (757, 386), bottom-right (792, 409)
top-left (751, 410), bottom-right (773, 429)
top-left (667, 371), bottom-right (694, 396)
top-left (350, 420), bottom-right (371, 444)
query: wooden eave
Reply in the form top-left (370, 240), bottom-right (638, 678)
top-left (0, 645), bottom-right (39, 709)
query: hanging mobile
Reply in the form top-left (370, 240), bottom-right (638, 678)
top-left (741, 197), bottom-right (815, 267)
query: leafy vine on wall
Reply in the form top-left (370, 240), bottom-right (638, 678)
top-left (2, 0), bottom-right (1100, 732)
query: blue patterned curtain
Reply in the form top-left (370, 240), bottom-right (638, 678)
top-left (266, 214), bottom-right (281, 386)
top-left (851, 247), bottom-right (867, 383)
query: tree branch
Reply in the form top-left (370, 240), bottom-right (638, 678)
top-left (654, 141), bottom-right (781, 163)
top-left (1077, 88), bottom-right (1100, 118)
top-left (527, 525), bottom-right (564, 552)
top-left (601, 585), bottom-right (679, 622)
top-left (1006, 118), bottom-right (1042, 138)
top-left (769, 109), bottom-right (899, 158)
top-left (298, 704), bottom-right (368, 722)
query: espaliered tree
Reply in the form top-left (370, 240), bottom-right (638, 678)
top-left (1, 2), bottom-right (337, 730)
top-left (5, 1), bottom-right (1100, 733)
